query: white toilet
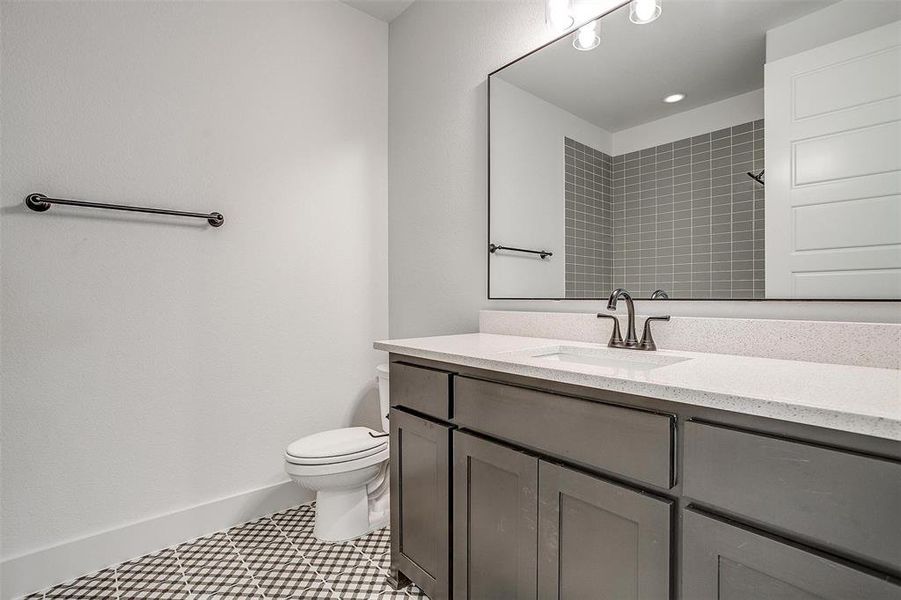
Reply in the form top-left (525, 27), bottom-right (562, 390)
top-left (284, 364), bottom-right (391, 542)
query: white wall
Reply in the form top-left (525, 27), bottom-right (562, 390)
top-left (612, 89), bottom-right (764, 155)
top-left (490, 77), bottom-right (611, 298)
top-left (1, 0), bottom-right (387, 592)
top-left (766, 0), bottom-right (901, 62)
top-left (388, 0), bottom-right (901, 339)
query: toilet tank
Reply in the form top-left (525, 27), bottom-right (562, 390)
top-left (376, 363), bottom-right (390, 433)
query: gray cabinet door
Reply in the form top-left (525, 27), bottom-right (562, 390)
top-left (390, 408), bottom-right (451, 600)
top-left (538, 461), bottom-right (672, 600)
top-left (453, 431), bottom-right (538, 600)
top-left (682, 509), bottom-right (901, 600)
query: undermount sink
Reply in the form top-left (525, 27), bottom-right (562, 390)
top-left (530, 346), bottom-right (691, 371)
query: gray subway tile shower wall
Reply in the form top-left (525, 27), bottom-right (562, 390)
top-left (565, 138), bottom-right (615, 297)
top-left (564, 120), bottom-right (765, 299)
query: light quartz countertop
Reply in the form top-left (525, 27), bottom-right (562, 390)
top-left (374, 333), bottom-right (901, 441)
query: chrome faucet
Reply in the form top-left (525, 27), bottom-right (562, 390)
top-left (596, 288), bottom-right (670, 351)
top-left (651, 289), bottom-right (669, 300)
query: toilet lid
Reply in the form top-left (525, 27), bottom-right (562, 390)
top-left (285, 427), bottom-right (388, 465)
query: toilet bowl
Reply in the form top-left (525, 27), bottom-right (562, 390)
top-left (284, 364), bottom-right (391, 542)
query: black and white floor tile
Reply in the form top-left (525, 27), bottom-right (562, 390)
top-left (23, 504), bottom-right (427, 600)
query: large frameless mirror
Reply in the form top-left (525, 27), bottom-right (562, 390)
top-left (488, 0), bottom-right (901, 300)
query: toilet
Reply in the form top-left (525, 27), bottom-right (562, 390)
top-left (284, 364), bottom-right (391, 542)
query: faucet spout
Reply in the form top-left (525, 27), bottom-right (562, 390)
top-left (606, 288), bottom-right (638, 347)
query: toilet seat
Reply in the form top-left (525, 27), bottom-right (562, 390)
top-left (284, 445), bottom-right (389, 478)
top-left (285, 427), bottom-right (388, 466)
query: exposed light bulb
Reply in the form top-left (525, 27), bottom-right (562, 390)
top-left (573, 21), bottom-right (600, 51)
top-left (634, 0), bottom-right (656, 21)
top-left (629, 0), bottom-right (661, 24)
top-left (663, 93), bottom-right (685, 103)
top-left (546, 0), bottom-right (574, 31)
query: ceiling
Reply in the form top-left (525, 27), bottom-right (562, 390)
top-left (341, 0), bottom-right (416, 22)
top-left (496, 0), bottom-right (838, 132)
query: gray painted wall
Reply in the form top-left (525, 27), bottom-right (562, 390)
top-left (388, 0), bottom-right (901, 338)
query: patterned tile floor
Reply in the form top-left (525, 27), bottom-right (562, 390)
top-left (24, 504), bottom-right (427, 599)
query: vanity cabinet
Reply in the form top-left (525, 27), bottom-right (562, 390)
top-left (537, 461), bottom-right (672, 600)
top-left (452, 431), bottom-right (537, 599)
top-left (388, 358), bottom-right (901, 600)
top-left (389, 408), bottom-right (452, 600)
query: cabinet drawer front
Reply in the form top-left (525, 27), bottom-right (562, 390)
top-left (538, 461), bottom-right (672, 600)
top-left (683, 421), bottom-right (901, 572)
top-left (682, 509), bottom-right (901, 600)
top-left (390, 362), bottom-right (452, 420)
top-left (454, 377), bottom-right (674, 489)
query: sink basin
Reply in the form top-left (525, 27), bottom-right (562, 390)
top-left (530, 346), bottom-right (691, 371)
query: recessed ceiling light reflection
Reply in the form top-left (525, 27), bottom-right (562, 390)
top-left (573, 21), bottom-right (600, 51)
top-left (630, 0), bottom-right (662, 24)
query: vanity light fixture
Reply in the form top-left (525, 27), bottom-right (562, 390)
top-left (629, 0), bottom-right (662, 24)
top-left (573, 20), bottom-right (600, 51)
top-left (546, 0), bottom-right (574, 32)
top-left (663, 93), bottom-right (685, 103)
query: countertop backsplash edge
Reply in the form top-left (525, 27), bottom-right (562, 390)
top-left (479, 310), bottom-right (901, 369)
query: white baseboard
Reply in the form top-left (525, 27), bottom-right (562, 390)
top-left (1, 480), bottom-right (312, 600)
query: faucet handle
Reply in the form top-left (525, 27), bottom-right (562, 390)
top-left (638, 316), bottom-right (670, 351)
top-left (597, 314), bottom-right (624, 348)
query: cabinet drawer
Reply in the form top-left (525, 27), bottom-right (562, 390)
top-left (683, 421), bottom-right (901, 572)
top-left (390, 362), bottom-right (452, 420)
top-left (453, 377), bottom-right (674, 489)
top-left (683, 509), bottom-right (901, 600)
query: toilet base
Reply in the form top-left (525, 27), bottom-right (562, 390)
top-left (313, 490), bottom-right (391, 542)
top-left (313, 487), bottom-right (382, 542)
top-left (303, 462), bottom-right (390, 542)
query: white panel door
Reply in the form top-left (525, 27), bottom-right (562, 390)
top-left (765, 20), bottom-right (901, 298)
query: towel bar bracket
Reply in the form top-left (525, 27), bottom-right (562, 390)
top-left (25, 194), bottom-right (51, 212)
